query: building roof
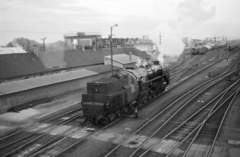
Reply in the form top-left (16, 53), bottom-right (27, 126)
top-left (0, 49), bottom-right (105, 80)
top-left (105, 54), bottom-right (140, 64)
top-left (102, 48), bottom-right (125, 55)
top-left (122, 47), bottom-right (150, 59)
top-left (0, 47), bottom-right (150, 80)
top-left (0, 53), bottom-right (49, 80)
top-left (0, 65), bottom-right (121, 95)
top-left (0, 47), bottom-right (26, 54)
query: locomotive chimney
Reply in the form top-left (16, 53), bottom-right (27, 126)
top-left (129, 52), bottom-right (132, 62)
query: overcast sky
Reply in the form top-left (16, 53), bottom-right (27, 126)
top-left (0, 0), bottom-right (240, 55)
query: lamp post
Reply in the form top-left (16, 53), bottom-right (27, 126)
top-left (41, 37), bottom-right (46, 51)
top-left (110, 24), bottom-right (118, 75)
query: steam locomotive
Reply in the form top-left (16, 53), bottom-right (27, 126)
top-left (81, 61), bottom-right (170, 125)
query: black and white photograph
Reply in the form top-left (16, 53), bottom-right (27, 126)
top-left (0, 0), bottom-right (240, 156)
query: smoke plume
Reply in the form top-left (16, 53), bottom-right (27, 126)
top-left (150, 0), bottom-right (216, 57)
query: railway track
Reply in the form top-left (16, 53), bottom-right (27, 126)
top-left (171, 48), bottom-right (227, 77)
top-left (170, 55), bottom-right (202, 77)
top-left (179, 50), bottom-right (233, 79)
top-left (171, 52), bottom-right (217, 81)
top-left (168, 50), bottom-right (237, 89)
top-left (169, 53), bottom-right (214, 83)
top-left (140, 79), bottom-right (240, 157)
top-left (0, 106), bottom-right (128, 157)
top-left (27, 116), bottom-right (123, 157)
top-left (169, 49), bottom-right (217, 75)
top-left (1, 50), bottom-right (237, 157)
top-left (170, 49), bottom-right (223, 79)
top-left (0, 108), bottom-right (84, 157)
top-left (102, 55), bottom-right (240, 157)
top-left (26, 123), bottom-right (93, 157)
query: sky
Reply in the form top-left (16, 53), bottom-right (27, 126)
top-left (1, 0), bottom-right (240, 55)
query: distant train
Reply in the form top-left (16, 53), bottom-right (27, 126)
top-left (224, 44), bottom-right (239, 51)
top-left (191, 47), bottom-right (209, 55)
top-left (81, 61), bottom-right (170, 125)
top-left (184, 44), bottom-right (239, 56)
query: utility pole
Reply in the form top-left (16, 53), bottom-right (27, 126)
top-left (159, 32), bottom-right (162, 45)
top-left (213, 33), bottom-right (218, 45)
top-left (41, 37), bottom-right (46, 51)
top-left (110, 24), bottom-right (118, 76)
top-left (226, 37), bottom-right (229, 61)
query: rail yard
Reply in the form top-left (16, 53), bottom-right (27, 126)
top-left (2, 0), bottom-right (240, 156)
top-left (0, 44), bottom-right (240, 157)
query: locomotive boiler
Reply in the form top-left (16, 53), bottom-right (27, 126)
top-left (81, 61), bottom-right (170, 125)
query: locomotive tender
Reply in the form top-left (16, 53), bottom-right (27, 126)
top-left (81, 61), bottom-right (170, 125)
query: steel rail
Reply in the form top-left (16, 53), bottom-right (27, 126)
top-left (177, 51), bottom-right (214, 77)
top-left (171, 50), bottom-right (239, 91)
top-left (128, 76), bottom-right (240, 157)
top-left (0, 108), bottom-right (82, 150)
top-left (170, 55), bottom-right (201, 78)
top-left (170, 50), bottom-right (216, 76)
top-left (206, 89), bottom-right (240, 157)
top-left (1, 114), bottom-right (83, 157)
top-left (173, 50), bottom-right (237, 82)
top-left (31, 116), bottom-right (119, 157)
top-left (139, 78), bottom-right (240, 157)
top-left (170, 50), bottom-right (229, 87)
top-left (170, 55), bottom-right (200, 73)
top-left (168, 54), bottom-right (239, 89)
top-left (165, 87), bottom-right (240, 157)
top-left (24, 120), bottom-right (89, 157)
top-left (166, 80), bottom-right (240, 156)
top-left (26, 124), bottom-right (92, 157)
top-left (104, 61), bottom-right (240, 157)
top-left (174, 54), bottom-right (229, 83)
top-left (169, 56), bottom-right (193, 71)
top-left (0, 107), bottom-right (82, 142)
top-left (170, 57), bottom-right (218, 85)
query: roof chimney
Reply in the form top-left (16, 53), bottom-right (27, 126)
top-left (129, 52), bottom-right (132, 62)
top-left (33, 45), bottom-right (40, 56)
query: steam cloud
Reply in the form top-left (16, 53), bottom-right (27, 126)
top-left (151, 0), bottom-right (216, 57)
top-left (10, 39), bottom-right (23, 48)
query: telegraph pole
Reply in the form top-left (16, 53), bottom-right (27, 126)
top-left (213, 33), bottom-right (218, 45)
top-left (226, 37), bottom-right (229, 61)
top-left (110, 24), bottom-right (118, 76)
top-left (41, 37), bottom-right (46, 51)
top-left (159, 32), bottom-right (162, 45)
